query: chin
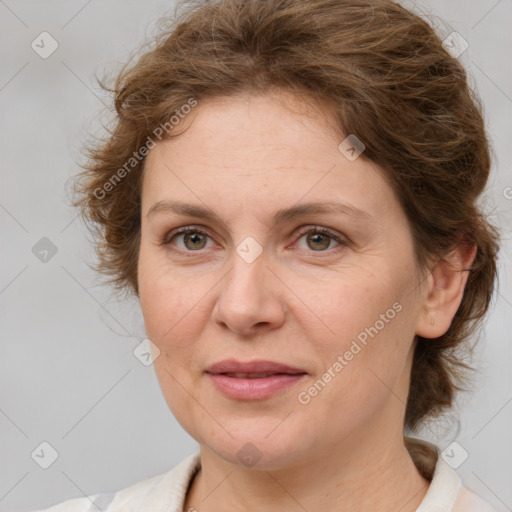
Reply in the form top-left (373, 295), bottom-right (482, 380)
top-left (194, 417), bottom-right (315, 471)
top-left (211, 441), bottom-right (305, 471)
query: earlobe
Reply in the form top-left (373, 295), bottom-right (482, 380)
top-left (415, 241), bottom-right (477, 339)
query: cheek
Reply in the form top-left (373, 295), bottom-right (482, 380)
top-left (137, 260), bottom-right (215, 407)
top-left (297, 271), bottom-right (412, 399)
top-left (140, 267), bottom-right (206, 420)
top-left (138, 249), bottom-right (198, 340)
top-left (293, 267), bottom-right (399, 350)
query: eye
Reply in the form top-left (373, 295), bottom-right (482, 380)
top-left (160, 225), bottom-right (349, 255)
top-left (161, 227), bottom-right (215, 252)
top-left (294, 226), bottom-right (348, 252)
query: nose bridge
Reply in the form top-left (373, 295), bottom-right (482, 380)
top-left (220, 215), bottom-right (269, 304)
top-left (222, 250), bottom-right (268, 314)
top-left (213, 246), bottom-right (284, 334)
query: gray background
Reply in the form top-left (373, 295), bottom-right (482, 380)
top-left (0, 1), bottom-right (511, 510)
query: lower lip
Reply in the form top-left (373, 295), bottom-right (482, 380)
top-left (206, 373), bottom-right (307, 400)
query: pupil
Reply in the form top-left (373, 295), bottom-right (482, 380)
top-left (308, 233), bottom-right (329, 251)
top-left (186, 232), bottom-right (206, 249)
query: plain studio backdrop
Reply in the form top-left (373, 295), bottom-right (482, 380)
top-left (0, 0), bottom-right (511, 510)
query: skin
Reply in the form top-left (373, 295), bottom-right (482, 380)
top-left (137, 89), bottom-right (477, 512)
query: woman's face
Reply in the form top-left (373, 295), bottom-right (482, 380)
top-left (138, 90), bottom-right (429, 469)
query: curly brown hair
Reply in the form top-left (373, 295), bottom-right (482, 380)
top-left (70, 0), bottom-right (500, 433)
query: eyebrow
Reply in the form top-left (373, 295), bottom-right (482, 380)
top-left (146, 200), bottom-right (373, 228)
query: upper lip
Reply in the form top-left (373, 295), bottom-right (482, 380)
top-left (205, 359), bottom-right (307, 375)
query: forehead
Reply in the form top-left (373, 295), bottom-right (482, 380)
top-left (141, 91), bottom-right (397, 221)
top-left (150, 90), bottom-right (344, 162)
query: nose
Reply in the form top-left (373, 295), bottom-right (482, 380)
top-left (211, 253), bottom-right (286, 337)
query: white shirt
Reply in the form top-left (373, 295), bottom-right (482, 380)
top-left (33, 448), bottom-right (499, 511)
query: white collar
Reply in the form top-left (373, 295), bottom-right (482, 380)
top-left (103, 446), bottom-right (485, 512)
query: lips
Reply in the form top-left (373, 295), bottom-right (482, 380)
top-left (223, 372), bottom-right (284, 379)
top-left (205, 359), bottom-right (307, 400)
top-left (205, 359), bottom-right (307, 376)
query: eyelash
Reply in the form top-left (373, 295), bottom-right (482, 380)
top-left (160, 225), bottom-right (349, 256)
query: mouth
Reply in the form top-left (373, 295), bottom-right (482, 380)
top-left (205, 359), bottom-right (307, 375)
top-left (220, 372), bottom-right (301, 378)
top-left (205, 360), bottom-right (308, 400)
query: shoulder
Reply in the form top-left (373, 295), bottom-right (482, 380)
top-left (453, 485), bottom-right (501, 512)
top-left (29, 492), bottom-right (117, 512)
top-left (406, 437), bottom-right (500, 512)
top-left (31, 452), bottom-right (201, 512)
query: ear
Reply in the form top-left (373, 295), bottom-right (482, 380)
top-left (415, 239), bottom-right (477, 339)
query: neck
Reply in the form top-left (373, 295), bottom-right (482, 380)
top-left (184, 426), bottom-right (431, 512)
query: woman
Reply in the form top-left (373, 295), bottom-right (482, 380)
top-left (37, 0), bottom-right (501, 510)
